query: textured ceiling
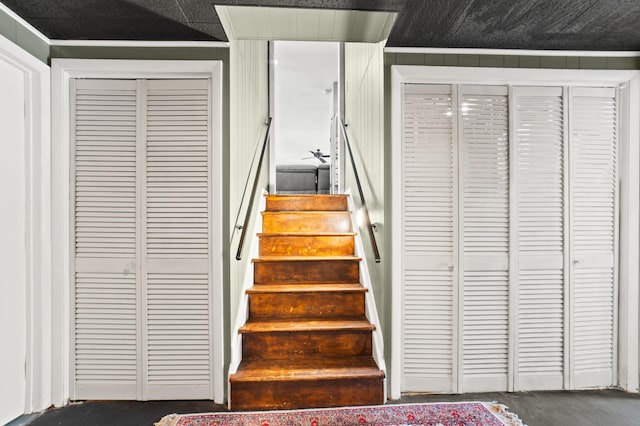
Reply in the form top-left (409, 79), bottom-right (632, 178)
top-left (2, 0), bottom-right (639, 50)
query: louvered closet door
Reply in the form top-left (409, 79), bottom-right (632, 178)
top-left (401, 84), bottom-right (457, 392)
top-left (459, 85), bottom-right (509, 392)
top-left (569, 87), bottom-right (618, 389)
top-left (72, 79), bottom-right (139, 399)
top-left (72, 78), bottom-right (214, 401)
top-left (142, 80), bottom-right (213, 399)
top-left (512, 87), bottom-right (565, 391)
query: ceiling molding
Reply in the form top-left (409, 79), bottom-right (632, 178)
top-left (0, 2), bottom-right (49, 44)
top-left (384, 47), bottom-right (640, 57)
top-left (49, 40), bottom-right (230, 48)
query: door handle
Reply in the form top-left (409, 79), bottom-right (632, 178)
top-left (573, 258), bottom-right (583, 265)
top-left (447, 262), bottom-right (454, 270)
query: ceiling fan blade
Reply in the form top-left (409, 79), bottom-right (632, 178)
top-left (318, 157), bottom-right (327, 163)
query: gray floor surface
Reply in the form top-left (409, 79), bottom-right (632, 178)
top-left (10, 389), bottom-right (640, 426)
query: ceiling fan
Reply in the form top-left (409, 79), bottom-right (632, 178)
top-left (301, 149), bottom-right (331, 164)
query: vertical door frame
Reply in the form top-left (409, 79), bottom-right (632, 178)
top-left (0, 34), bottom-right (52, 414)
top-left (390, 66), bottom-right (640, 398)
top-left (138, 79), bottom-right (149, 399)
top-left (507, 84), bottom-right (518, 393)
top-left (562, 85), bottom-right (572, 389)
top-left (51, 59), bottom-right (225, 405)
top-left (453, 84), bottom-right (464, 394)
top-left (618, 73), bottom-right (640, 392)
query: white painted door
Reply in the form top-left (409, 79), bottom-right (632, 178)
top-left (72, 78), bottom-right (214, 400)
top-left (71, 79), bottom-right (139, 400)
top-left (459, 86), bottom-right (510, 392)
top-left (401, 84), bottom-right (457, 392)
top-left (569, 87), bottom-right (618, 389)
top-left (142, 80), bottom-right (214, 399)
top-left (399, 83), bottom-right (618, 394)
top-left (512, 86), bottom-right (566, 391)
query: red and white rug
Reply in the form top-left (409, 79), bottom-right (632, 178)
top-left (155, 402), bottom-right (525, 426)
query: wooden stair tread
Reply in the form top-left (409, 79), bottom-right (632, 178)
top-left (239, 317), bottom-right (375, 333)
top-left (263, 211), bottom-right (351, 215)
top-left (230, 357), bottom-right (383, 382)
top-left (266, 194), bottom-right (348, 199)
top-left (247, 283), bottom-right (367, 293)
top-left (264, 194), bottom-right (349, 213)
top-left (252, 281), bottom-right (365, 287)
top-left (258, 232), bottom-right (356, 236)
top-left (253, 255), bottom-right (361, 262)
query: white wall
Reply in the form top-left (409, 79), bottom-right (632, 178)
top-left (0, 55), bottom-right (27, 425)
top-left (343, 41), bottom-right (386, 338)
top-left (274, 41), bottom-right (339, 165)
top-left (229, 39), bottom-right (269, 331)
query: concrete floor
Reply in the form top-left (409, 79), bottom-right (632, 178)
top-left (12, 389), bottom-right (640, 426)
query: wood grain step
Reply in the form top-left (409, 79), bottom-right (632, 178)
top-left (265, 194), bottom-right (348, 212)
top-left (248, 283), bottom-right (366, 318)
top-left (230, 355), bottom-right (383, 411)
top-left (230, 356), bottom-right (383, 382)
top-left (240, 318), bottom-right (374, 359)
top-left (247, 283), bottom-right (367, 293)
top-left (230, 376), bottom-right (384, 410)
top-left (253, 256), bottom-right (361, 284)
top-left (253, 255), bottom-right (361, 262)
top-left (259, 233), bottom-right (355, 256)
top-left (262, 211), bottom-right (352, 233)
top-left (239, 317), bottom-right (374, 333)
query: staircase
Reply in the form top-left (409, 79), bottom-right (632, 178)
top-left (229, 194), bottom-right (385, 411)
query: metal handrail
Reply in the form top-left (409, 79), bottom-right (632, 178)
top-left (339, 120), bottom-right (381, 263)
top-left (235, 117), bottom-right (272, 261)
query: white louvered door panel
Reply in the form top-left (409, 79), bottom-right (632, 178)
top-left (72, 79), bottom-right (139, 399)
top-left (401, 84), bottom-right (457, 392)
top-left (142, 80), bottom-right (213, 400)
top-left (512, 87), bottom-right (565, 390)
top-left (569, 87), bottom-right (618, 389)
top-left (459, 85), bottom-right (510, 392)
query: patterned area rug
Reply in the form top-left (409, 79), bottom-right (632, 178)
top-left (155, 402), bottom-right (525, 426)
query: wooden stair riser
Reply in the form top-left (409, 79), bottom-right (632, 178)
top-left (259, 235), bottom-right (355, 256)
top-left (266, 195), bottom-right (348, 212)
top-left (230, 378), bottom-right (384, 411)
top-left (254, 260), bottom-right (360, 284)
top-left (249, 292), bottom-right (365, 319)
top-left (242, 330), bottom-right (373, 359)
top-left (262, 212), bottom-right (352, 233)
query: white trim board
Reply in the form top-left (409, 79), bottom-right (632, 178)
top-left (0, 33), bottom-right (51, 415)
top-left (390, 65), bottom-right (640, 399)
top-left (392, 66), bottom-right (638, 86)
top-left (50, 40), bottom-right (230, 48)
top-left (51, 58), bottom-right (225, 405)
top-left (0, 3), bottom-right (50, 44)
top-left (384, 47), bottom-right (640, 57)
